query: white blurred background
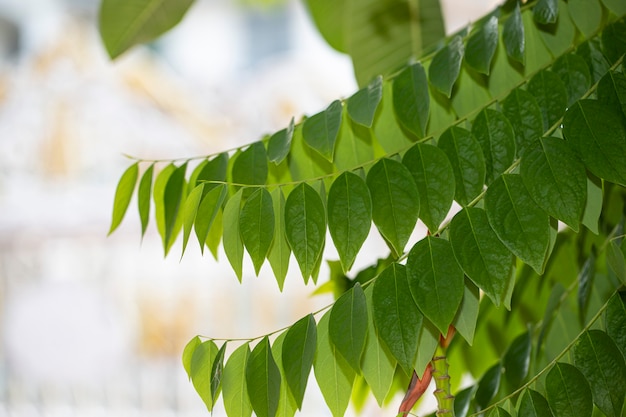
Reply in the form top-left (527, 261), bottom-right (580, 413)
top-left (0, 0), bottom-right (499, 416)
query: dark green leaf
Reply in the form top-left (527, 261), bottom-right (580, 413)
top-left (581, 174), bottom-right (602, 234)
top-left (108, 162), bottom-right (139, 235)
top-left (137, 163), bottom-right (153, 237)
top-left (182, 335), bottom-right (201, 380)
top-left (438, 126), bottom-right (486, 206)
top-left (607, 240), bottom-right (626, 285)
top-left (268, 188), bottom-right (291, 290)
top-left (605, 292), bottom-right (626, 360)
top-left (501, 88), bottom-right (543, 157)
top-left (518, 389), bottom-right (554, 417)
top-left (455, 385), bottom-right (476, 417)
top-left (563, 100), bottom-right (626, 186)
top-left (240, 188), bottom-right (274, 275)
top-left (465, 16), bottom-right (498, 75)
top-left (489, 406), bottom-right (512, 417)
top-left (232, 142), bottom-right (268, 187)
top-left (429, 36), bottom-right (465, 97)
top-left (568, 0), bottom-right (602, 39)
top-left (287, 124), bottom-right (335, 182)
top-left (576, 38), bottom-right (610, 83)
top-left (551, 54), bottom-right (591, 107)
top-left (181, 184), bottom-right (204, 257)
top-left (577, 252), bottom-right (596, 323)
top-left (366, 158), bottom-right (419, 257)
top-left (573, 330), bottom-right (626, 417)
top-left (329, 283), bottom-right (367, 372)
top-left (453, 279), bottom-right (480, 345)
top-left (392, 63), bottom-right (430, 138)
top-left (328, 171), bottom-right (372, 272)
top-left (223, 343), bottom-right (252, 417)
top-left (163, 162), bottom-right (187, 251)
top-left (601, 0), bottom-right (626, 15)
top-left (534, 0), bottom-right (558, 24)
top-left (347, 76), bottom-right (383, 128)
top-left (527, 70), bottom-right (567, 131)
top-left (597, 70), bottom-right (626, 119)
top-left (475, 363), bottom-right (502, 410)
top-left (503, 331), bottom-right (531, 390)
top-left (503, 2), bottom-right (525, 65)
top-left (190, 340), bottom-right (219, 412)
top-left (98, 0), bottom-right (195, 59)
top-left (196, 152), bottom-right (228, 192)
top-left (407, 236), bottom-right (464, 335)
top-left (211, 343), bottom-right (226, 404)
top-left (246, 337), bottom-right (281, 417)
top-left (285, 183), bottom-right (326, 282)
top-left (282, 314), bottom-right (316, 409)
top-left (537, 283), bottom-right (566, 361)
top-left (302, 100), bottom-right (343, 162)
top-left (268, 118), bottom-right (295, 165)
top-left (223, 189), bottom-right (244, 281)
top-left (194, 184), bottom-right (227, 254)
top-left (402, 143), bottom-right (455, 233)
top-left (471, 109), bottom-right (516, 185)
top-left (546, 362), bottom-right (593, 417)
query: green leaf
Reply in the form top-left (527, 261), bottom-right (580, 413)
top-left (211, 342), bottom-right (226, 404)
top-left (268, 188), bottom-right (291, 290)
top-left (605, 292), bottom-right (626, 360)
top-left (538, 1), bottom-right (576, 58)
top-left (520, 137), bottom-right (587, 230)
top-left (527, 70), bottom-right (567, 131)
top-left (347, 76), bottom-right (383, 128)
top-left (573, 330), bottom-right (626, 417)
top-left (501, 88), bottom-right (543, 157)
top-left (455, 385), bottom-right (477, 417)
top-left (503, 2), bottom-right (525, 65)
top-left (268, 118), bottom-right (295, 165)
top-left (195, 152), bottom-right (228, 192)
top-left (232, 142), bottom-right (268, 187)
top-left (402, 143), bottom-right (455, 233)
top-left (577, 252), bottom-right (596, 323)
top-left (598, 70), bottom-right (626, 119)
top-left (453, 279), bottom-right (480, 345)
top-left (485, 174), bottom-right (550, 274)
top-left (518, 389), bottom-right (553, 417)
top-left (163, 162), bottom-right (187, 252)
top-left (313, 310), bottom-right (355, 417)
top-left (246, 337), bottom-right (281, 417)
top-left (503, 331), bottom-right (531, 390)
top-left (284, 183), bottom-right (326, 282)
top-left (568, 0), bottom-right (602, 39)
top-left (182, 335), bottom-right (201, 380)
top-left (581, 174), bottom-right (602, 234)
top-left (281, 314), bottom-right (316, 409)
top-left (489, 406), bottom-right (512, 417)
top-left (240, 188), bottom-right (274, 275)
top-left (576, 38), bottom-right (610, 83)
top-left (450, 207), bottom-right (514, 308)
top-left (546, 362), bottom-right (593, 417)
top-left (153, 164), bottom-right (175, 252)
top-left (471, 108), bottom-right (516, 185)
top-left (223, 343), bottom-right (253, 417)
top-left (429, 36), bottom-right (465, 98)
top-left (194, 184), bottom-right (227, 254)
top-left (601, 0), bottom-right (626, 15)
top-left (475, 363), bottom-right (502, 410)
top-left (137, 163), bottom-right (154, 237)
top-left (438, 126), bottom-right (486, 206)
top-left (551, 53), bottom-right (591, 107)
top-left (328, 171), bottom-right (372, 272)
top-left (372, 80), bottom-right (413, 154)
top-left (465, 16), bottom-right (499, 75)
top-left (563, 100), bottom-right (626, 187)
top-left (534, 0), bottom-right (558, 24)
top-left (108, 162), bottom-right (139, 235)
top-left (181, 184), bottom-right (204, 257)
top-left (98, 0), bottom-right (195, 59)
top-left (302, 100), bottom-right (343, 162)
top-left (329, 283), bottom-right (368, 373)
top-left (393, 63), bottom-right (430, 138)
top-left (223, 189), bottom-right (245, 281)
top-left (372, 263), bottom-right (423, 375)
top-left (407, 236), bottom-right (464, 335)
top-left (334, 108), bottom-right (375, 171)
top-left (607, 240), bottom-right (626, 285)
top-left (190, 340), bottom-right (219, 412)
top-left (271, 333), bottom-right (298, 417)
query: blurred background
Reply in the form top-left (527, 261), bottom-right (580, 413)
top-left (0, 0), bottom-right (499, 416)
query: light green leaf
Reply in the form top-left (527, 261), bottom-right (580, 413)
top-left (601, 0), bottom-right (626, 15)
top-left (98, 0), bottom-right (195, 59)
top-left (489, 406), bottom-right (512, 417)
top-left (546, 362), bottom-right (593, 417)
top-left (465, 16), bottom-right (498, 75)
top-left (108, 162), bottom-right (139, 235)
top-left (223, 189), bottom-right (244, 281)
top-left (581, 174), bottom-right (602, 234)
top-left (414, 319), bottom-right (439, 376)
top-left (366, 158), bottom-right (420, 257)
top-left (206, 199), bottom-right (222, 259)
top-left (223, 343), bottom-right (253, 417)
top-left (232, 142), bottom-right (268, 187)
top-left (268, 118), bottom-right (295, 165)
top-left (568, 0), bottom-right (602, 39)
top-left (563, 100), bottom-right (626, 186)
top-left (194, 184), bottom-right (227, 254)
top-left (523, 7), bottom-right (554, 75)
top-left (347, 76), bottom-right (383, 128)
top-left (501, 88), bottom-right (543, 157)
top-left (329, 283), bottom-right (367, 373)
top-left (182, 335), bottom-right (201, 380)
top-left (246, 337), bottom-right (281, 417)
top-left (518, 389), bottom-right (553, 417)
top-left (288, 124), bottom-right (335, 187)
top-left (533, 0), bottom-right (558, 24)
top-left (449, 60), bottom-right (493, 118)
top-left (485, 174), bottom-right (550, 274)
top-left (153, 164), bottom-right (175, 253)
top-left (372, 80), bottom-right (413, 154)
top-left (271, 333), bottom-right (298, 417)
top-left (538, 1), bottom-right (576, 59)
top-left (520, 137), bottom-right (587, 230)
top-left (137, 163), bottom-right (154, 238)
top-left (181, 184), bottom-right (204, 257)
top-left (302, 100), bottom-right (343, 162)
top-left (285, 183), bottom-right (326, 282)
top-left (268, 188), bottom-right (291, 291)
top-left (503, 2), bottom-right (525, 65)
top-left (407, 236), bottom-right (464, 335)
top-left (210, 342), bottom-right (226, 404)
top-left (281, 314), bottom-right (316, 409)
top-left (392, 63), bottom-right (430, 138)
top-left (598, 70), bottom-right (626, 119)
top-left (453, 279), bottom-right (480, 345)
top-left (239, 188), bottom-right (274, 275)
top-left (475, 363), bottom-right (502, 410)
top-left (503, 331), bottom-right (531, 390)
top-left (527, 70), bottom-right (567, 131)
top-left (402, 143), bottom-right (455, 233)
top-left (429, 36), bottom-right (465, 98)
top-left (551, 53), bottom-right (591, 107)
top-left (163, 162), bottom-right (187, 252)
top-left (471, 108), bottom-right (516, 185)
top-left (438, 126), bottom-right (486, 206)
top-left (328, 171), bottom-right (372, 272)
top-left (607, 240), bottom-right (626, 285)
top-left (605, 292), bottom-right (626, 360)
top-left (334, 108), bottom-right (375, 171)
top-left (190, 340), bottom-right (219, 412)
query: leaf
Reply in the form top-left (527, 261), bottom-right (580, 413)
top-left (108, 162), bottom-right (139, 235)
top-left (429, 36), bottom-right (465, 97)
top-left (601, 0), bottom-right (626, 15)
top-left (232, 142), bottom-right (268, 188)
top-left (268, 118), bottom-right (295, 165)
top-left (573, 330), bottom-right (626, 417)
top-left (581, 174), bottom-right (602, 234)
top-left (597, 70), bottom-right (626, 119)
top-left (455, 385), bottom-right (477, 417)
top-left (271, 333), bottom-right (298, 417)
top-left (538, 1), bottom-right (576, 58)
top-left (181, 184), bottom-right (204, 257)
top-left (605, 292), bottom-right (626, 360)
top-left (518, 389), bottom-right (554, 417)
top-left (190, 340), bottom-right (219, 412)
top-left (153, 164), bottom-right (175, 252)
top-left (246, 337), bottom-right (281, 417)
top-left (347, 76), bottom-right (383, 128)
top-left (334, 108), bottom-right (375, 171)
top-left (194, 184), bottom-right (227, 254)
top-left (182, 335), bottom-right (201, 380)
top-left (98, 0), bottom-right (195, 59)
top-left (563, 100), bottom-right (626, 187)
top-left (211, 342), bottom-right (226, 404)
top-left (329, 283), bottom-right (368, 373)
top-left (407, 236), bottom-right (464, 335)
top-left (475, 363), bottom-right (502, 410)
top-left (607, 240), bottom-right (626, 285)
top-left (414, 319), bottom-right (439, 376)
top-left (527, 70), bottom-right (567, 131)
top-left (438, 126), bottom-right (486, 206)
top-left (576, 38), bottom-right (610, 83)
top-left (489, 406), bottom-right (512, 417)
top-left (372, 263), bottom-right (423, 375)
top-left (268, 188), bottom-right (291, 290)
top-left (240, 188), bottom-right (274, 275)
top-left (392, 63), bottom-right (430, 138)
top-left (366, 158), bottom-right (420, 257)
top-left (465, 16), bottom-right (499, 75)
top-left (503, 2), bottom-right (525, 65)
top-left (501, 88), bottom-right (543, 157)
top-left (568, 0), bottom-right (602, 39)
top-left (195, 152), bottom-right (228, 192)
top-left (313, 310), bottom-right (355, 417)
top-left (137, 163), bottom-right (154, 237)
top-left (223, 343), bottom-right (253, 417)
top-left (577, 252), bottom-right (596, 323)
top-left (551, 53), bottom-right (591, 108)
top-left (302, 100), bottom-right (343, 162)
top-left (546, 362), bottom-right (593, 417)
top-left (485, 174), bottom-right (550, 274)
top-left (503, 331), bottom-right (531, 390)
top-left (450, 207), bottom-right (513, 307)
top-left (328, 171), bottom-right (372, 272)
top-left (163, 162), bottom-right (187, 252)
top-left (281, 314), bottom-right (316, 409)
top-left (453, 279), bottom-right (480, 345)
top-left (284, 183), bottom-right (326, 282)
top-left (471, 109), bottom-right (516, 185)
top-left (402, 143), bottom-right (455, 233)
top-left (534, 0), bottom-right (558, 24)
top-left (372, 80), bottom-right (414, 154)
top-left (223, 189), bottom-right (245, 281)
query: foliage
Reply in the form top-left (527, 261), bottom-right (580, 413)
top-left (103, 0), bottom-right (626, 416)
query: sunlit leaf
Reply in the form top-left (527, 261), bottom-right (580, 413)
top-left (282, 314), bottom-right (316, 409)
top-left (163, 162), bottom-right (187, 252)
top-left (181, 184), bottom-right (204, 257)
top-left (190, 340), bottom-right (219, 412)
top-left (211, 342), bottom-right (226, 404)
top-left (268, 188), bottom-right (291, 290)
top-left (501, 88), bottom-right (543, 157)
top-left (109, 162), bottom-right (138, 235)
top-left (546, 362), bottom-right (593, 417)
top-left (329, 283), bottom-right (367, 373)
top-left (268, 118), bottom-right (295, 165)
top-left (137, 163), bottom-right (154, 237)
top-left (223, 189), bottom-right (244, 281)
top-left (471, 108), bottom-right (516, 185)
top-left (393, 63), bottom-right (430, 138)
top-left (518, 389), bottom-right (553, 417)
top-left (182, 335), bottom-right (201, 380)
top-left (503, 2), bottom-right (525, 65)
top-left (347, 76), bottom-right (383, 128)
top-left (429, 36), bottom-right (464, 98)
top-left (271, 333), bottom-right (298, 417)
top-left (223, 343), bottom-right (253, 417)
top-left (246, 337), bottom-right (281, 417)
top-left (240, 188), bottom-right (274, 275)
top-left (153, 164), bottom-right (175, 253)
top-left (465, 16), bottom-right (498, 75)
top-left (194, 184), bottom-right (227, 254)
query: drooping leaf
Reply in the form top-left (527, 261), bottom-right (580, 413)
top-left (475, 363), bottom-right (502, 410)
top-left (527, 70), bottom-right (567, 131)
top-left (366, 158), bottom-right (420, 257)
top-left (190, 340), bottom-right (219, 412)
top-left (285, 183), bottom-right (326, 282)
top-left (546, 362), bottom-right (593, 417)
top-left (429, 36), bottom-right (465, 98)
top-left (538, 0), bottom-right (576, 58)
top-left (392, 63), bottom-right (430, 138)
top-left (271, 333), bottom-right (298, 417)
top-left (153, 164), bottom-right (175, 252)
top-left (465, 15), bottom-right (499, 75)
top-left (402, 143), bottom-right (455, 233)
top-left (407, 236), bottom-right (464, 335)
top-left (194, 184), bottom-right (227, 254)
top-left (471, 108), bottom-right (516, 185)
top-left (372, 80), bottom-right (414, 154)
top-left (268, 118), bottom-right (295, 165)
top-left (288, 124), bottom-right (335, 182)
top-left (329, 283), bottom-right (367, 373)
top-left (334, 108), bottom-right (375, 171)
top-left (551, 53), bottom-right (591, 107)
top-left (240, 188), bottom-right (274, 275)
top-left (605, 292), bottom-right (626, 360)
top-left (211, 342), bottom-right (227, 404)
top-left (485, 174), bottom-right (550, 274)
top-left (414, 320), bottom-right (439, 376)
top-left (576, 38), bottom-right (610, 83)
top-left (601, 0), bottom-right (626, 16)
top-left (246, 337), bottom-right (281, 417)
top-left (163, 162), bottom-right (187, 252)
top-left (533, 0), bottom-right (558, 24)
top-left (328, 171), bottom-right (372, 272)
top-left (607, 240), bottom-right (626, 285)
top-left (347, 76), bottom-right (383, 128)
top-left (489, 406), bottom-right (512, 417)
top-left (303, 100), bottom-right (343, 162)
top-left (137, 163), bottom-right (154, 237)
top-left (109, 162), bottom-right (139, 235)
top-left (223, 189), bottom-right (244, 281)
top-left (281, 314), bottom-right (316, 409)
top-left (195, 152), bottom-right (228, 193)
top-left (268, 188), bottom-right (291, 290)
top-left (501, 88), bottom-right (543, 157)
top-left (581, 174), bottom-right (602, 234)
top-left (181, 184), bottom-right (205, 257)
top-left (182, 335), bottom-right (201, 380)
top-left (503, 331), bottom-right (531, 390)
top-left (222, 344), bottom-right (253, 417)
top-left (503, 2), bottom-right (525, 65)
top-left (232, 142), bottom-right (268, 188)
top-left (597, 70), bottom-right (626, 119)
top-left (518, 389), bottom-right (554, 417)
top-left (453, 279), bottom-right (480, 345)
top-left (568, 0), bottom-right (602, 39)
top-left (455, 385), bottom-right (477, 417)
